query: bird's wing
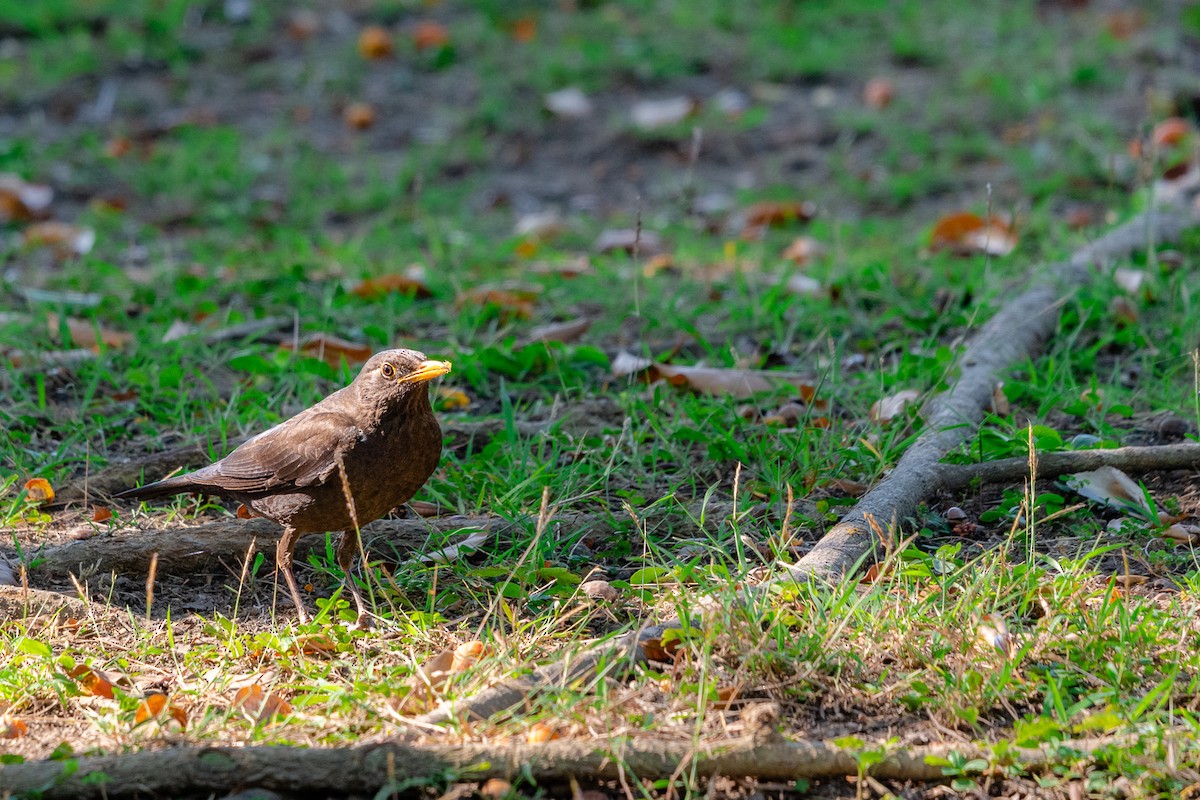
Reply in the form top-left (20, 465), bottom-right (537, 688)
top-left (198, 409), bottom-right (364, 494)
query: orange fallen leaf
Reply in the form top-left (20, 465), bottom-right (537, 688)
top-left (134, 693), bottom-right (187, 729)
top-left (928, 212), bottom-right (1017, 257)
top-left (351, 270), bottom-right (432, 299)
top-left (104, 136), bottom-right (133, 158)
top-left (451, 640), bottom-right (485, 672)
top-left (510, 16), bottom-right (537, 42)
top-left (863, 77), bottom-right (894, 109)
top-left (343, 102), bottom-right (376, 131)
top-left (92, 506), bottom-right (113, 523)
top-left (743, 200), bottom-right (816, 229)
top-left (357, 25), bottom-right (393, 59)
top-left (68, 666), bottom-right (117, 699)
top-left (24, 478), bottom-right (54, 503)
top-left (23, 221), bottom-right (95, 256)
top-left (527, 721), bottom-right (560, 743)
top-left (413, 20), bottom-right (449, 50)
top-left (1151, 117), bottom-right (1190, 149)
top-left (0, 716), bottom-right (28, 739)
top-left (232, 684), bottom-right (292, 723)
top-left (280, 333), bottom-right (373, 366)
top-left (237, 504), bottom-right (256, 519)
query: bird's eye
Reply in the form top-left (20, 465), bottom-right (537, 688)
top-left (381, 363), bottom-right (396, 379)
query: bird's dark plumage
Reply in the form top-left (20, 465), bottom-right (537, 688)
top-left (118, 348), bottom-right (451, 622)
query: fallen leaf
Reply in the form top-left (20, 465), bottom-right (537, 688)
top-left (280, 333), bottom-right (373, 366)
top-left (641, 253), bottom-right (676, 277)
top-left (782, 236), bottom-right (825, 264)
top-left (104, 136), bottom-right (133, 158)
top-left (1105, 9), bottom-right (1145, 39)
top-left (435, 386), bottom-right (471, 410)
top-left (0, 174), bottom-right (53, 222)
top-left (343, 102), bottom-right (376, 131)
top-left (1152, 117), bottom-right (1191, 148)
top-left (527, 257), bottom-right (593, 278)
top-left (863, 77), bottom-right (894, 109)
top-left (236, 504), bottom-right (256, 519)
top-left (630, 96), bottom-right (695, 129)
top-left (24, 478), bottom-right (55, 504)
top-left (0, 716), bottom-right (28, 739)
top-left (514, 210), bottom-right (565, 241)
top-left (528, 317), bottom-right (591, 344)
top-left (48, 314), bottom-right (133, 350)
top-left (613, 354), bottom-right (818, 399)
top-left (527, 721), bottom-right (560, 743)
top-left (92, 506), bottom-right (113, 523)
top-left (869, 389), bottom-right (920, 423)
top-left (134, 693), bottom-right (187, 729)
top-left (977, 614), bottom-right (1014, 658)
top-left (412, 20), bottom-right (449, 50)
top-left (743, 200), bottom-right (816, 229)
top-left (991, 382), bottom-right (1011, 416)
top-left (860, 564), bottom-right (882, 584)
top-left (68, 666), bottom-right (117, 699)
top-left (455, 287), bottom-right (539, 320)
top-left (420, 529), bottom-right (489, 564)
top-left (581, 580), bottom-right (618, 602)
top-left (451, 640), bottom-right (485, 672)
top-left (1112, 574), bottom-right (1148, 588)
top-left (480, 779), bottom-right (512, 799)
top-left (510, 16), bottom-right (537, 42)
top-left (1163, 524), bottom-right (1200, 545)
top-left (357, 25), bottom-right (393, 59)
top-left (1066, 466), bottom-right (1154, 518)
top-left (286, 9), bottom-right (320, 40)
top-left (544, 87), bottom-right (593, 119)
top-left (23, 222), bottom-right (95, 256)
top-left (785, 273), bottom-right (823, 298)
top-left (351, 268), bottom-right (432, 299)
top-left (1113, 267), bottom-right (1144, 294)
top-left (826, 478), bottom-right (868, 497)
top-left (929, 212), bottom-right (1017, 257)
top-left (232, 684), bottom-right (292, 723)
top-left (594, 228), bottom-right (664, 256)
top-left (1109, 295), bottom-right (1138, 324)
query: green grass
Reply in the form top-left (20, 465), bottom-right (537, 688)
top-left (1, 0), bottom-right (1199, 796)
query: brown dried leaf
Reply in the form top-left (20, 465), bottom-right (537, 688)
top-left (612, 353), bottom-right (816, 400)
top-left (412, 20), bottom-right (449, 50)
top-left (451, 640), bottom-right (485, 672)
top-left (929, 212), bottom-right (1017, 257)
top-left (0, 174), bottom-right (53, 222)
top-left (351, 269), bottom-right (432, 300)
top-left (510, 16), bottom-right (537, 42)
top-left (48, 314), bottom-right (133, 350)
top-left (23, 222), bottom-right (95, 256)
top-left (743, 200), bottom-right (816, 229)
top-left (280, 333), bottom-right (373, 366)
top-left (357, 25), bottom-right (394, 59)
top-left (456, 287), bottom-right (539, 320)
top-left (1066, 466), bottom-right (1153, 517)
top-left (528, 317), bottom-right (591, 344)
top-left (343, 102), bottom-right (376, 131)
top-left (526, 721), bottom-right (560, 743)
top-left (863, 77), bottom-right (894, 109)
top-left (1152, 117), bottom-right (1191, 148)
top-left (580, 580), bottom-right (618, 602)
top-left (92, 506), bottom-right (113, 523)
top-left (781, 236), bottom-right (825, 264)
top-left (594, 228), bottom-right (664, 256)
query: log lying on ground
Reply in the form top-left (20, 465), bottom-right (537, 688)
top-left (775, 203), bottom-right (1197, 586)
top-left (935, 442), bottom-right (1200, 492)
top-left (0, 732), bottom-right (1136, 799)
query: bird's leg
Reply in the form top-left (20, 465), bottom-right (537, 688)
top-left (275, 528), bottom-right (310, 624)
top-left (336, 530), bottom-right (370, 625)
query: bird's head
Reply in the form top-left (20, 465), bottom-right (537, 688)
top-left (353, 349), bottom-right (452, 413)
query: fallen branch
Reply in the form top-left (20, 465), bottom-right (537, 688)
top-left (777, 203), bottom-right (1197, 585)
top-left (936, 442), bottom-right (1200, 492)
top-left (0, 731), bottom-right (1140, 799)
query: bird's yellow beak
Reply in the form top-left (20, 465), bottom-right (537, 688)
top-left (401, 359), bottom-right (452, 383)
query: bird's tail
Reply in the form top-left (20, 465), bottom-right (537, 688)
top-left (115, 474), bottom-right (205, 501)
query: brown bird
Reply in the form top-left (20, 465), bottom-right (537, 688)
top-left (118, 349), bottom-right (451, 623)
